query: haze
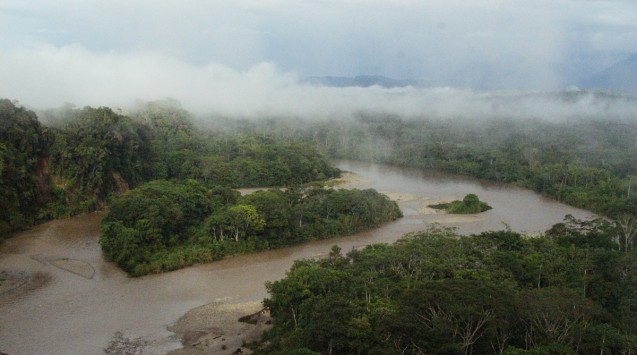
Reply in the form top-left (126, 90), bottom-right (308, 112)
top-left (1, 0), bottom-right (636, 118)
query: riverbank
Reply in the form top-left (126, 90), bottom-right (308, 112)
top-left (0, 161), bottom-right (596, 354)
top-left (168, 301), bottom-right (271, 355)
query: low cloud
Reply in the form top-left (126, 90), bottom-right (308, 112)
top-left (1, 45), bottom-right (636, 121)
top-left (3, 1), bottom-right (637, 89)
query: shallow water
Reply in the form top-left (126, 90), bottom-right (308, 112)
top-left (0, 161), bottom-right (595, 354)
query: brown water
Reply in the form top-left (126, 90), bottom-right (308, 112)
top-left (0, 161), bottom-right (595, 354)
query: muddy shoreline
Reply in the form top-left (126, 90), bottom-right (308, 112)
top-left (167, 301), bottom-right (271, 355)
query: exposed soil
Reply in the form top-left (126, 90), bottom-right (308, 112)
top-left (327, 171), bottom-right (371, 188)
top-left (419, 199), bottom-right (453, 215)
top-left (168, 301), bottom-right (272, 355)
top-left (379, 191), bottom-right (421, 202)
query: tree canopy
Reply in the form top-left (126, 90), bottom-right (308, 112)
top-left (430, 193), bottom-right (493, 214)
top-left (259, 219), bottom-right (637, 354)
top-left (100, 183), bottom-right (402, 276)
top-left (0, 99), bottom-right (340, 239)
top-left (0, 99), bottom-right (50, 237)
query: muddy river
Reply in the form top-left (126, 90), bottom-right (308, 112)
top-left (0, 161), bottom-right (595, 354)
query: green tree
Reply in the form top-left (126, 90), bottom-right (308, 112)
top-left (218, 204), bottom-right (265, 242)
top-left (49, 106), bottom-right (154, 210)
top-left (0, 99), bottom-right (50, 237)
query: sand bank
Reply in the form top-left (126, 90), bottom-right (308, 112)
top-left (327, 172), bottom-right (371, 188)
top-left (419, 199), bottom-right (452, 215)
top-left (168, 301), bottom-right (272, 355)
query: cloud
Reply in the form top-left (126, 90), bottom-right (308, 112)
top-left (2, 0), bottom-right (636, 90)
top-left (1, 44), bottom-right (636, 121)
top-left (1, 1), bottom-right (636, 119)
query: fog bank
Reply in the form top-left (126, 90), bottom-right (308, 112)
top-left (1, 45), bottom-right (636, 121)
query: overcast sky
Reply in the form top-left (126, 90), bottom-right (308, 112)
top-left (1, 0), bottom-right (636, 115)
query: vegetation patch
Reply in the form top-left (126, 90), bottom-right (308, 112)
top-left (257, 217), bottom-right (637, 355)
top-left (100, 180), bottom-right (402, 276)
top-left (429, 194), bottom-right (492, 214)
top-left (1, 99), bottom-right (340, 240)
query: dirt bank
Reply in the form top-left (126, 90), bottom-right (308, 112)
top-left (419, 198), bottom-right (451, 215)
top-left (168, 301), bottom-right (272, 355)
top-left (379, 191), bottom-right (421, 202)
top-left (327, 171), bottom-right (371, 188)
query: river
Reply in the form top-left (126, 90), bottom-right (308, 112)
top-left (0, 161), bottom-right (595, 354)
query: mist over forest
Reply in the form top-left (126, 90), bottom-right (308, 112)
top-left (2, 0), bottom-right (637, 116)
top-left (2, 1), bottom-right (637, 354)
top-left (37, 85), bottom-right (637, 123)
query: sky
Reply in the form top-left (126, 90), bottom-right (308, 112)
top-left (1, 0), bottom-right (636, 116)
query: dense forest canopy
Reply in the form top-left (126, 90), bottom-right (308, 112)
top-left (429, 193), bottom-right (492, 214)
top-left (0, 99), bottom-right (339, 239)
top-left (0, 99), bottom-right (50, 236)
top-left (2, 97), bottom-right (636, 252)
top-left (1, 98), bottom-right (403, 276)
top-left (48, 106), bottom-right (155, 210)
top-left (208, 112), bottom-right (637, 220)
top-left (100, 181), bottom-right (401, 276)
top-left (260, 220), bottom-right (637, 354)
top-left (2, 96), bottom-right (637, 353)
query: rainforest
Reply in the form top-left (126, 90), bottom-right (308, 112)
top-left (2, 95), bottom-right (637, 354)
top-left (4, 1), bottom-right (637, 353)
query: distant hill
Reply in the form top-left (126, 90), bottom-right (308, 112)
top-left (301, 75), bottom-right (426, 88)
top-left (304, 58), bottom-right (637, 93)
top-left (579, 54), bottom-right (637, 93)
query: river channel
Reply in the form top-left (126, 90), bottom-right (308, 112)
top-left (0, 160), bottom-right (595, 354)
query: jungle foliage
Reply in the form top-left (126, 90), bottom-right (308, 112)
top-left (229, 114), bottom-right (637, 221)
top-left (48, 106), bottom-right (156, 214)
top-left (100, 181), bottom-right (402, 276)
top-left (429, 193), bottom-right (492, 214)
top-left (0, 99), bottom-right (50, 237)
top-left (260, 219), bottom-right (637, 354)
top-left (3, 97), bottom-right (637, 353)
top-left (130, 101), bottom-right (340, 187)
top-left (0, 100), bottom-right (338, 239)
